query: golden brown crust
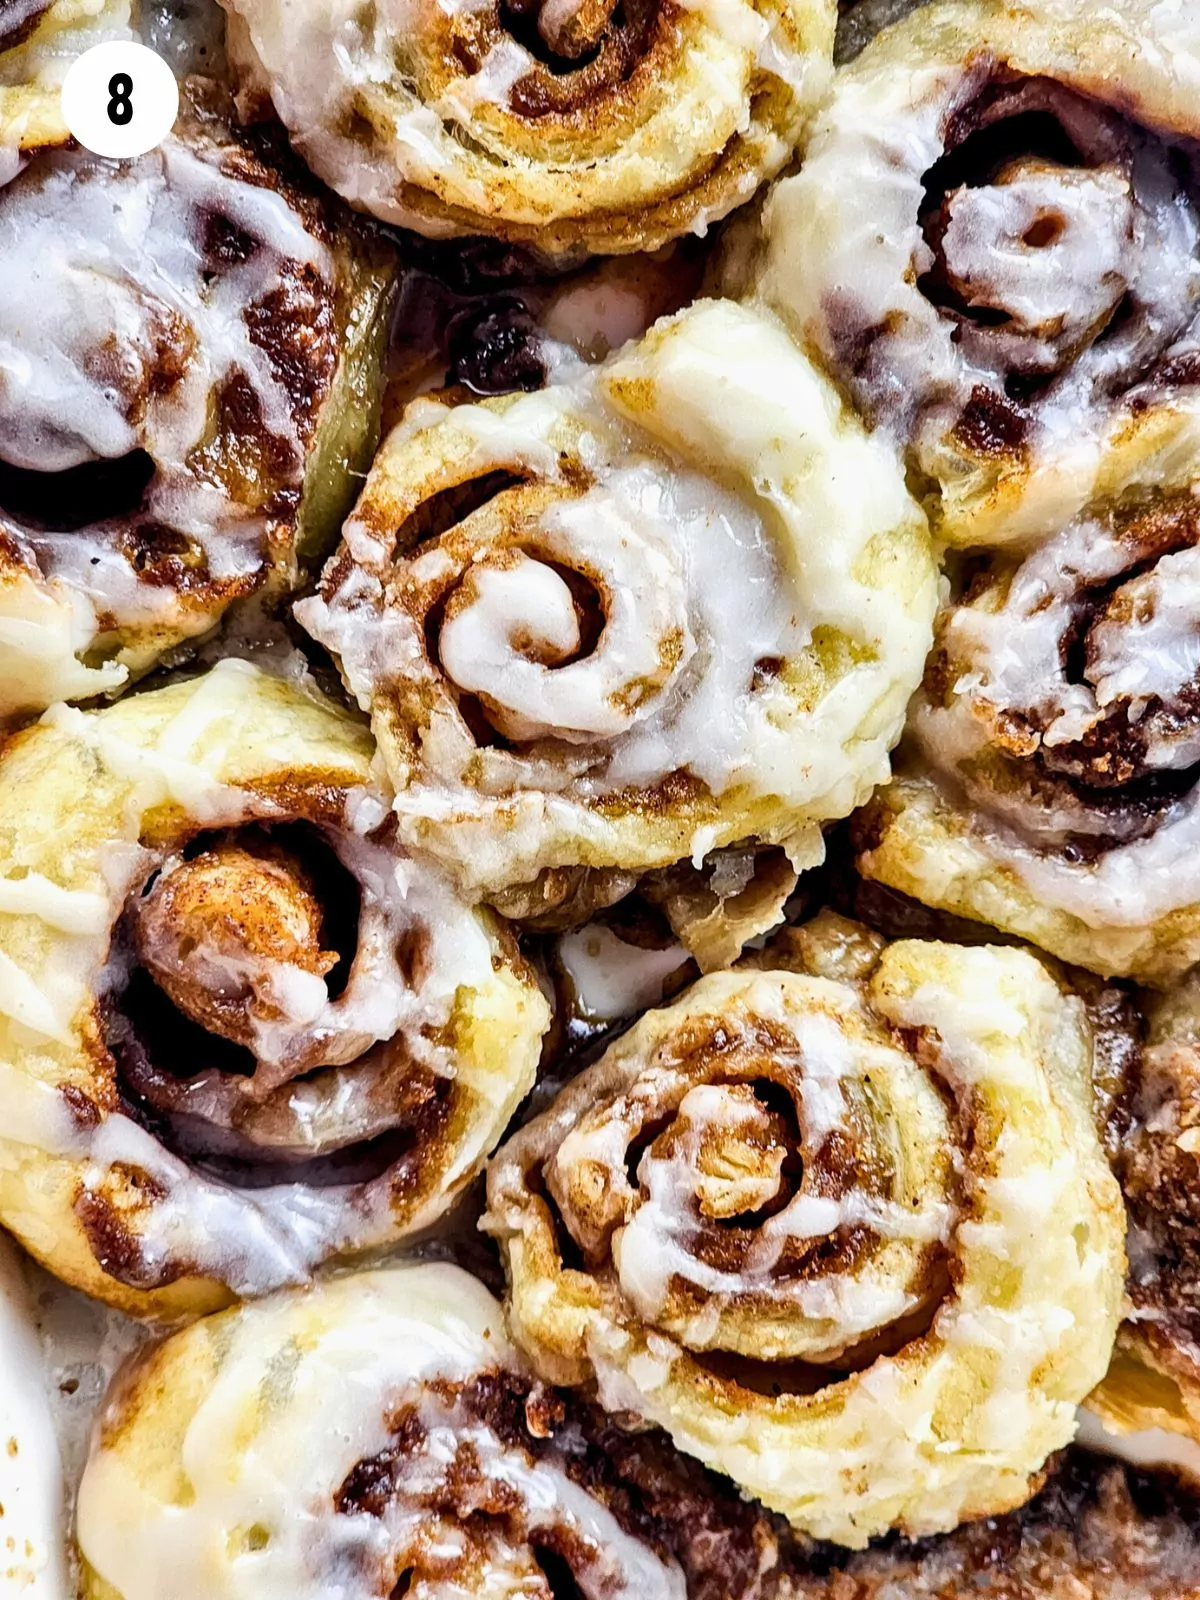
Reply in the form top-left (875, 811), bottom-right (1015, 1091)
top-left (640, 845), bottom-right (799, 972)
top-left (486, 935), bottom-right (1126, 1546)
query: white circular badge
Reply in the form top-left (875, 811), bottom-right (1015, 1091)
top-left (61, 40), bottom-right (179, 160)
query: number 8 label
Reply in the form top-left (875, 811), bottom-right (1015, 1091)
top-left (107, 73), bottom-right (134, 128)
top-left (62, 42), bottom-right (178, 159)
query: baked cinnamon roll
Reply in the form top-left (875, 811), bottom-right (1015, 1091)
top-left (1087, 968), bottom-right (1200, 1451)
top-left (76, 1261), bottom-right (723, 1599)
top-left (751, 0), bottom-right (1200, 545)
top-left (0, 91), bottom-right (394, 718)
top-left (298, 299), bottom-right (936, 912)
top-left (217, 0), bottom-right (834, 259)
top-left (854, 489), bottom-right (1200, 983)
top-left (484, 912), bottom-right (1126, 1546)
top-left (0, 0), bottom-right (130, 159)
top-left (0, 662), bottom-right (549, 1320)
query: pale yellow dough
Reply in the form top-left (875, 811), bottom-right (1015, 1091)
top-left (856, 771), bottom-right (1200, 986)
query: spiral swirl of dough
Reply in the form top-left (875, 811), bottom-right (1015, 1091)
top-left (76, 1263), bottom-right (688, 1600)
top-left (217, 0), bottom-right (833, 258)
top-left (485, 918), bottom-right (1125, 1546)
top-left (749, 0), bottom-right (1200, 545)
top-left (0, 92), bottom-right (393, 718)
top-left (298, 299), bottom-right (935, 908)
top-left (0, 661), bottom-right (548, 1319)
top-left (856, 488), bottom-right (1200, 983)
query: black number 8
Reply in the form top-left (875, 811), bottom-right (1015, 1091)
top-left (107, 73), bottom-right (133, 126)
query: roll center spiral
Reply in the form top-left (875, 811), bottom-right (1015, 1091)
top-left (932, 159), bottom-right (1132, 357)
top-left (429, 482), bottom-right (694, 746)
top-left (504, 0), bottom-right (620, 62)
top-left (915, 78), bottom-right (1200, 392)
top-left (649, 1083), bottom-right (789, 1224)
top-left (132, 837), bottom-right (339, 1052)
top-left (98, 805), bottom-right (492, 1192)
top-left (515, 988), bottom-right (959, 1368)
top-left (933, 502), bottom-right (1200, 817)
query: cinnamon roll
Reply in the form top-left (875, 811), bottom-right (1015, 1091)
top-left (0, 0), bottom-right (130, 158)
top-left (484, 912), bottom-right (1125, 1546)
top-left (1087, 968), bottom-right (1200, 1451)
top-left (751, 0), bottom-right (1200, 545)
top-left (217, 0), bottom-right (834, 260)
top-left (0, 90), bottom-right (394, 719)
top-left (76, 1261), bottom-right (708, 1599)
top-left (854, 490), bottom-right (1200, 983)
top-left (0, 662), bottom-right (549, 1320)
top-left (298, 298), bottom-right (936, 910)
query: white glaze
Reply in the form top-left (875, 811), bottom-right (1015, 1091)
top-left (593, 994), bottom-right (955, 1350)
top-left (136, 825), bottom-right (493, 1082)
top-left (436, 487), bottom-right (697, 745)
top-left (491, 949), bottom-right (1123, 1546)
top-left (0, 140), bottom-right (324, 475)
top-left (525, 970), bottom-right (956, 1369)
top-left (0, 663), bottom-right (541, 1302)
top-left (757, 22), bottom-right (1200, 544)
top-left (912, 502), bottom-right (1200, 927)
top-left (556, 924), bottom-right (690, 1022)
